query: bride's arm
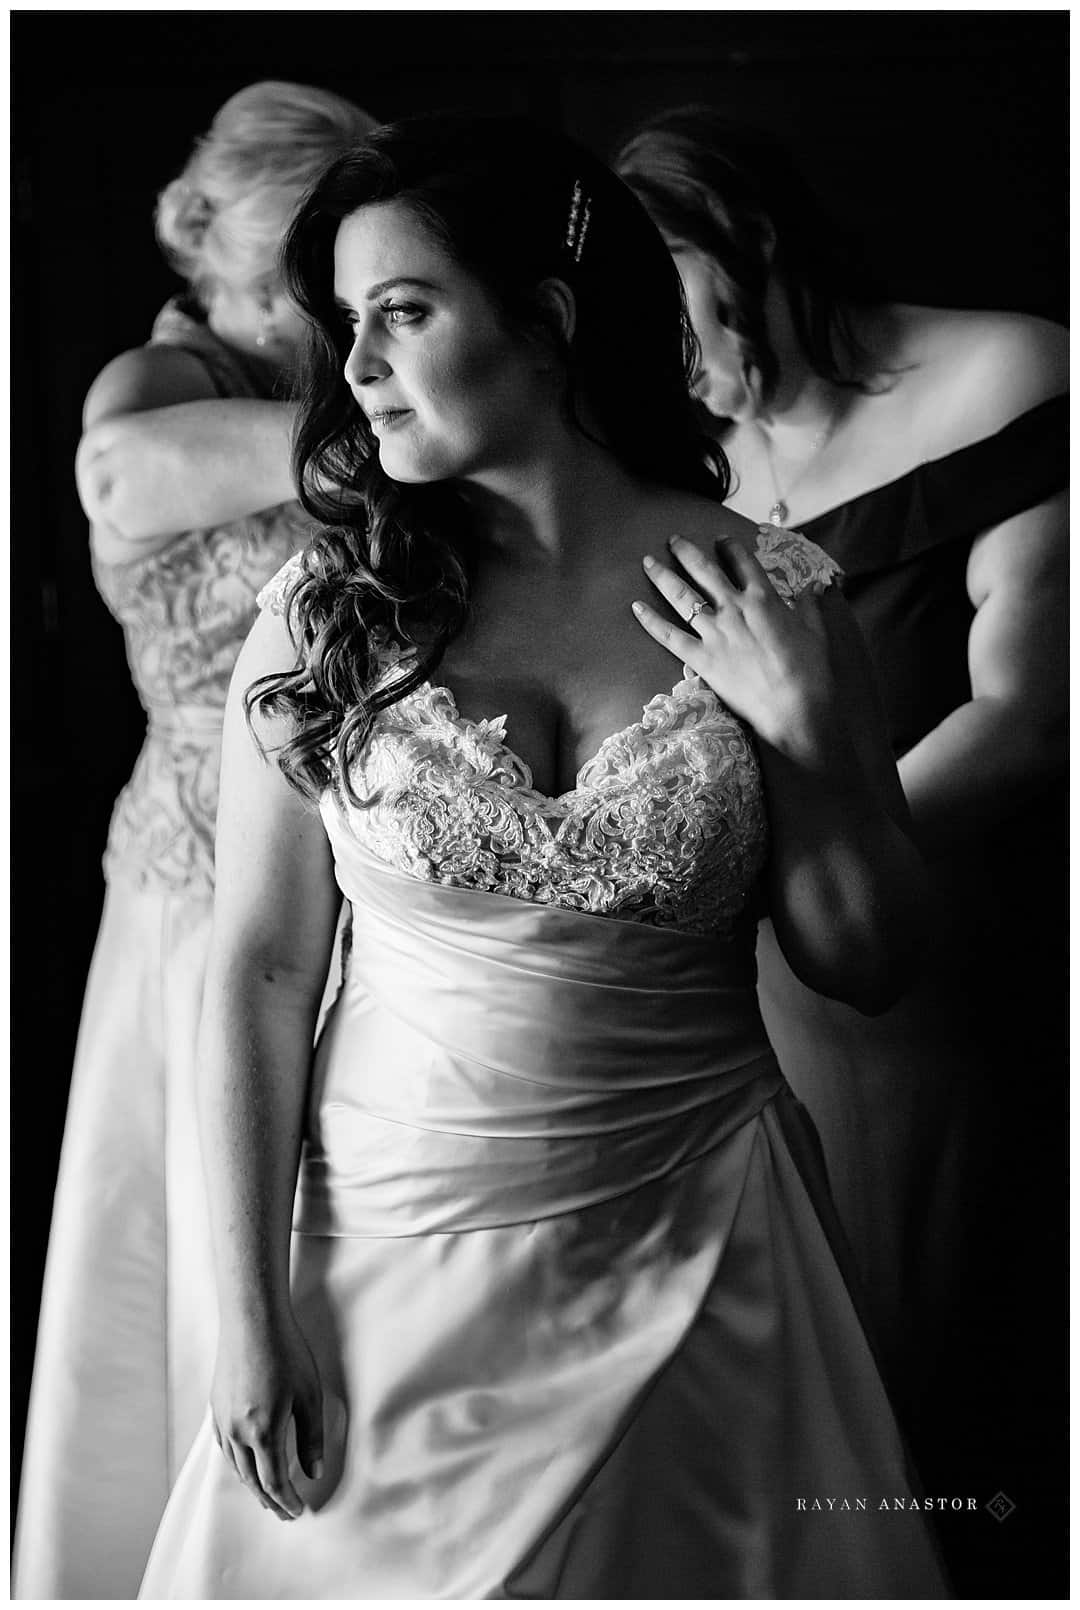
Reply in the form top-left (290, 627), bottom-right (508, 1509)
top-left (76, 347), bottom-right (298, 561)
top-left (200, 607), bottom-right (340, 1521)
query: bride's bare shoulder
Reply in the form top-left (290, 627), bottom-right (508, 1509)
top-left (654, 490), bottom-right (759, 553)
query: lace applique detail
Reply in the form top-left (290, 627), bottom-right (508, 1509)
top-left (98, 503), bottom-right (309, 894)
top-left (256, 550), bottom-right (307, 626)
top-left (331, 666), bottom-right (768, 939)
top-left (92, 303), bottom-right (316, 893)
top-left (260, 528), bottom-right (843, 938)
top-left (753, 523), bottom-right (844, 602)
top-left (103, 722), bottom-right (223, 894)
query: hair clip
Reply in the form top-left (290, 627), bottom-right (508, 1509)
top-left (564, 179), bottom-right (592, 264)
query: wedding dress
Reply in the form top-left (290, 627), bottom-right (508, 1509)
top-left (140, 527), bottom-right (948, 1599)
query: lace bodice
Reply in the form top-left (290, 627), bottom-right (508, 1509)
top-left (260, 527), bottom-right (842, 939)
top-left (95, 300), bottom-right (312, 892)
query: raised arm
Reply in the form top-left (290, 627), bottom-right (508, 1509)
top-left (200, 604), bottom-right (341, 1522)
top-left (75, 345), bottom-right (298, 563)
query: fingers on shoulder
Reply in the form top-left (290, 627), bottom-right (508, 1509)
top-left (717, 533), bottom-right (773, 596)
top-left (669, 532), bottom-right (764, 604)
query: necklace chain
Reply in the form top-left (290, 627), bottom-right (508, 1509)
top-left (759, 398), bottom-right (840, 526)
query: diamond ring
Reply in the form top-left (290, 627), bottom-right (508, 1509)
top-left (688, 599), bottom-right (708, 623)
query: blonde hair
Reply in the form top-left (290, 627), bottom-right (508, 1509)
top-left (155, 80), bottom-right (377, 299)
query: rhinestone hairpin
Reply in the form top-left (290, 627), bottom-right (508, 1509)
top-left (565, 179), bottom-right (592, 263)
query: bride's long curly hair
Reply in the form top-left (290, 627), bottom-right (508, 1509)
top-left (250, 112), bottom-right (730, 800)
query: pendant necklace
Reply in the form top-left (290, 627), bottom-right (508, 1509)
top-left (760, 396), bottom-right (841, 526)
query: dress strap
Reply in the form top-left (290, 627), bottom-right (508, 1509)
top-left (804, 392), bottom-right (1068, 572)
top-left (255, 552), bottom-right (306, 621)
top-left (921, 391), bottom-right (1068, 544)
top-left (752, 524), bottom-right (845, 604)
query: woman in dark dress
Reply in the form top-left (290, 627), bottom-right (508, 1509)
top-left (616, 106), bottom-right (1067, 1597)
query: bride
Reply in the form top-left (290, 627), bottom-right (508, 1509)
top-left (140, 112), bottom-right (948, 1598)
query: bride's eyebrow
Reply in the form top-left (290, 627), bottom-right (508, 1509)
top-left (363, 276), bottom-right (441, 301)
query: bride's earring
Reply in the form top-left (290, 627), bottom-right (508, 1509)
top-left (255, 291), bottom-right (275, 350)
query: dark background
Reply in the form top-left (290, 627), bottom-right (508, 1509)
top-left (11, 0), bottom-right (1067, 1549)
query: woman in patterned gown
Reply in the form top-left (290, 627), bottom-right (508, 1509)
top-left (615, 106), bottom-right (1068, 1594)
top-left (14, 83), bottom-right (375, 1600)
top-left (139, 114), bottom-right (948, 1599)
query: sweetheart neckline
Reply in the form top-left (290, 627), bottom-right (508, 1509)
top-left (391, 664), bottom-right (734, 809)
top-left (270, 522), bottom-right (835, 809)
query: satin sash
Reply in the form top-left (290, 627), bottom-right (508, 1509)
top-left (296, 827), bottom-right (783, 1237)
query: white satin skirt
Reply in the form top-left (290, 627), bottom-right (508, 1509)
top-left (141, 852), bottom-right (950, 1599)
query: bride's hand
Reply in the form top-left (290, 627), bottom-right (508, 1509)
top-left (632, 534), bottom-right (836, 753)
top-left (211, 1310), bottom-right (324, 1522)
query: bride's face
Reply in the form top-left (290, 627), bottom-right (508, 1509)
top-left (334, 201), bottom-right (551, 486)
top-left (673, 247), bottom-right (759, 424)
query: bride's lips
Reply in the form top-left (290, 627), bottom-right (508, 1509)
top-left (367, 408), bottom-right (413, 432)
